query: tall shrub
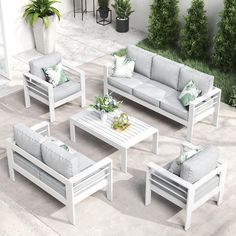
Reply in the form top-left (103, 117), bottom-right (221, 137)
top-left (180, 0), bottom-right (208, 60)
top-left (148, 0), bottom-right (179, 49)
top-left (212, 0), bottom-right (236, 72)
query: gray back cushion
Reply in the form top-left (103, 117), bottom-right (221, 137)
top-left (41, 140), bottom-right (93, 178)
top-left (127, 45), bottom-right (155, 78)
top-left (178, 66), bottom-right (214, 94)
top-left (29, 52), bottom-right (62, 80)
top-left (180, 146), bottom-right (218, 183)
top-left (13, 123), bottom-right (45, 161)
top-left (151, 56), bottom-right (182, 90)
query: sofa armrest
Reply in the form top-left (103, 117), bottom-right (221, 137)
top-left (31, 121), bottom-right (50, 136)
top-left (189, 87), bottom-right (221, 107)
top-left (69, 157), bottom-right (112, 184)
top-left (147, 162), bottom-right (192, 189)
top-left (23, 72), bottom-right (52, 88)
top-left (181, 141), bottom-right (202, 151)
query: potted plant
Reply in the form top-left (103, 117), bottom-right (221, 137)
top-left (90, 94), bottom-right (122, 123)
top-left (112, 0), bottom-right (134, 33)
top-left (23, 0), bottom-right (61, 54)
top-left (98, 0), bottom-right (110, 19)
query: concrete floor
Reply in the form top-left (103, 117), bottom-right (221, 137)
top-left (0, 11), bottom-right (236, 236)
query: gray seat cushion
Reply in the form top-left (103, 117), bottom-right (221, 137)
top-left (108, 72), bottom-right (150, 95)
top-left (151, 55), bottom-right (182, 90)
top-left (41, 140), bottom-right (94, 178)
top-left (29, 52), bottom-right (62, 80)
top-left (14, 152), bottom-right (40, 178)
top-left (178, 66), bottom-right (214, 94)
top-left (13, 123), bottom-right (46, 161)
top-left (53, 80), bottom-right (81, 102)
top-left (127, 46), bottom-right (155, 78)
top-left (160, 92), bottom-right (189, 120)
top-left (180, 146), bottom-right (219, 183)
top-left (133, 80), bottom-right (176, 107)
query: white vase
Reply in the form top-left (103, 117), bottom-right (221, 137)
top-left (33, 15), bottom-right (57, 55)
top-left (100, 112), bottom-right (108, 123)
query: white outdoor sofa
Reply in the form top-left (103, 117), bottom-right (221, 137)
top-left (104, 46), bottom-right (221, 141)
top-left (145, 141), bottom-right (226, 230)
top-left (23, 52), bottom-right (86, 122)
top-left (6, 121), bottom-right (113, 224)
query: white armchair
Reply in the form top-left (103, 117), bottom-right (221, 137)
top-left (145, 142), bottom-right (226, 230)
top-left (23, 53), bottom-right (86, 122)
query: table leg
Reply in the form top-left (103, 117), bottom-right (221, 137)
top-left (73, 0), bottom-right (76, 18)
top-left (152, 131), bottom-right (159, 154)
top-left (70, 121), bottom-right (76, 142)
top-left (120, 149), bottom-right (128, 173)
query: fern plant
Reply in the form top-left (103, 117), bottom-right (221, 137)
top-left (111, 0), bottom-right (134, 19)
top-left (98, 0), bottom-right (109, 9)
top-left (23, 0), bottom-right (61, 29)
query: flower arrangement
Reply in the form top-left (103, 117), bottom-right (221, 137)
top-left (90, 94), bottom-right (122, 113)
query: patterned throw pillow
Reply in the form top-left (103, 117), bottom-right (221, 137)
top-left (43, 62), bottom-right (69, 87)
top-left (168, 148), bottom-right (200, 176)
top-left (112, 56), bottom-right (135, 78)
top-left (46, 137), bottom-right (76, 154)
top-left (179, 80), bottom-right (201, 106)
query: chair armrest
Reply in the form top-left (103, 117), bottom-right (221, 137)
top-left (62, 63), bottom-right (85, 78)
top-left (189, 87), bottom-right (221, 107)
top-left (181, 141), bottom-right (202, 150)
top-left (147, 162), bottom-right (192, 189)
top-left (30, 121), bottom-right (50, 136)
top-left (23, 72), bottom-right (52, 88)
top-left (68, 157), bottom-right (112, 184)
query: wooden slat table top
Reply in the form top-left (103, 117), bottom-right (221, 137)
top-left (70, 110), bottom-right (158, 149)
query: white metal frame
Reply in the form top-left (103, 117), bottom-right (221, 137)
top-left (23, 62), bottom-right (86, 122)
top-left (104, 65), bottom-right (221, 141)
top-left (70, 110), bottom-right (159, 173)
top-left (145, 142), bottom-right (227, 230)
top-left (5, 121), bottom-right (113, 225)
top-left (0, 0), bottom-right (11, 79)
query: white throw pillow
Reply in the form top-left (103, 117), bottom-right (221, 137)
top-left (112, 56), bottom-right (135, 78)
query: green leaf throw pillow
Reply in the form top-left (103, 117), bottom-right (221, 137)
top-left (168, 148), bottom-right (200, 176)
top-left (43, 62), bottom-right (69, 87)
top-left (179, 80), bottom-right (201, 106)
top-left (112, 56), bottom-right (135, 78)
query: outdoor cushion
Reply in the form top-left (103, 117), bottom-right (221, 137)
top-left (178, 66), bottom-right (214, 94)
top-left (39, 171), bottom-right (66, 197)
top-left (160, 92), bottom-right (189, 120)
top-left (133, 80), bottom-right (176, 107)
top-left (180, 145), bottom-right (219, 183)
top-left (53, 80), bottom-right (81, 102)
top-left (127, 45), bottom-right (155, 78)
top-left (29, 52), bottom-right (62, 80)
top-left (13, 123), bottom-right (46, 161)
top-left (14, 153), bottom-right (40, 178)
top-left (41, 140), bottom-right (94, 178)
top-left (108, 72), bottom-right (150, 95)
top-left (151, 55), bottom-right (182, 90)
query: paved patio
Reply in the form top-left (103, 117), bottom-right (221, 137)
top-left (0, 11), bottom-right (236, 236)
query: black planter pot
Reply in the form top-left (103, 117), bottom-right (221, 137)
top-left (116, 17), bottom-right (129, 33)
top-left (98, 7), bottom-right (109, 19)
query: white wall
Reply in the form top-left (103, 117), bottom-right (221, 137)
top-left (1, 0), bottom-right (73, 56)
top-left (129, 0), bottom-right (224, 37)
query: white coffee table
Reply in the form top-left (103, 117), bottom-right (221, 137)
top-left (70, 110), bottom-right (159, 173)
